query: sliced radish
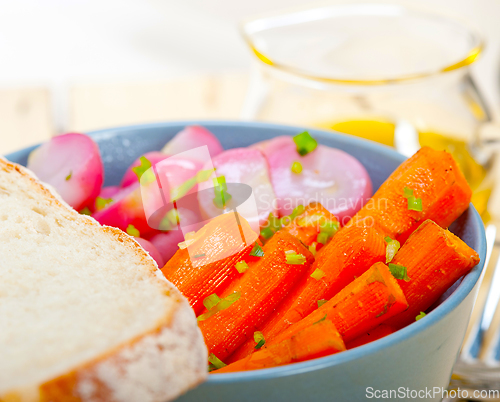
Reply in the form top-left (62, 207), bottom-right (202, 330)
top-left (197, 148), bottom-right (277, 231)
top-left (134, 237), bottom-right (164, 268)
top-left (27, 133), bottom-right (104, 211)
top-left (162, 126), bottom-right (223, 160)
top-left (121, 151), bottom-right (170, 188)
top-left (262, 136), bottom-right (372, 223)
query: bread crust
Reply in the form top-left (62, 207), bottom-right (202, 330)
top-left (0, 157), bottom-right (208, 402)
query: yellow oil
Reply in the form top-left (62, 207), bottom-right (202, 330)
top-left (326, 119), bottom-right (491, 219)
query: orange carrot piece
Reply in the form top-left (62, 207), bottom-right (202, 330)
top-left (214, 319), bottom-right (345, 373)
top-left (161, 212), bottom-right (257, 314)
top-left (348, 146), bottom-right (472, 243)
top-left (346, 324), bottom-right (397, 349)
top-left (268, 262), bottom-right (408, 346)
top-left (279, 202), bottom-right (339, 247)
top-left (385, 219), bottom-right (480, 328)
top-left (228, 222), bottom-right (386, 363)
top-left (198, 232), bottom-right (314, 361)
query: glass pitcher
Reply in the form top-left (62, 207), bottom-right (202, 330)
top-left (240, 3), bottom-right (495, 219)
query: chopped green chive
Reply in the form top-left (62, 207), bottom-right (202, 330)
top-left (384, 236), bottom-right (393, 243)
top-left (235, 261), bottom-right (250, 273)
top-left (320, 220), bottom-right (339, 236)
top-left (407, 196), bottom-right (423, 211)
top-left (213, 176), bottom-right (232, 209)
top-left (385, 238), bottom-right (401, 263)
top-left (289, 205), bottom-right (305, 220)
top-left (132, 156), bottom-right (152, 181)
top-left (95, 196), bottom-right (113, 211)
top-left (415, 311), bottom-right (426, 321)
top-left (208, 353), bottom-right (226, 369)
top-left (250, 243), bottom-right (265, 257)
top-left (254, 331), bottom-right (265, 349)
top-left (193, 253), bottom-right (206, 259)
top-left (126, 224), bottom-right (140, 237)
top-left (317, 232), bottom-right (329, 245)
top-left (403, 187), bottom-right (422, 211)
top-left (291, 161), bottom-right (303, 174)
top-left (388, 263), bottom-right (410, 281)
top-left (65, 171), bottom-right (72, 181)
top-left (309, 243), bottom-right (317, 256)
top-left (203, 294), bottom-right (221, 310)
top-left (311, 268), bottom-right (326, 280)
top-left (260, 227), bottom-right (274, 240)
top-left (286, 253), bottom-right (306, 265)
top-left (293, 131), bottom-right (318, 156)
top-left (197, 291), bottom-right (241, 321)
top-left (159, 208), bottom-right (180, 231)
top-left (317, 299), bottom-right (327, 308)
top-left (79, 207), bottom-right (92, 216)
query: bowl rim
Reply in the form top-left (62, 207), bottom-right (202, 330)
top-left (6, 120), bottom-right (487, 384)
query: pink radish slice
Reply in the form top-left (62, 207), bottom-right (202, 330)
top-left (197, 148), bottom-right (277, 229)
top-left (161, 126), bottom-right (223, 160)
top-left (27, 133), bottom-right (104, 211)
top-left (94, 157), bottom-right (204, 235)
top-left (149, 231), bottom-right (185, 265)
top-left (262, 136), bottom-right (372, 223)
top-left (134, 237), bottom-right (164, 268)
top-left (121, 151), bottom-right (170, 188)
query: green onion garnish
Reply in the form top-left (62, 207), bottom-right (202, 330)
top-left (317, 299), bottom-right (327, 308)
top-left (311, 268), bottom-right (326, 280)
top-left (388, 263), bottom-right (410, 281)
top-left (126, 224), bottom-right (140, 237)
top-left (317, 232), bottom-right (329, 245)
top-left (309, 243), bottom-right (317, 256)
top-left (293, 131), bottom-right (318, 156)
top-left (260, 227), bottom-right (274, 240)
top-left (203, 294), bottom-right (221, 310)
top-left (250, 243), bottom-right (265, 257)
top-left (79, 207), bottom-right (92, 216)
top-left (320, 220), bottom-right (340, 236)
top-left (384, 236), bottom-right (392, 243)
top-left (385, 238), bottom-right (401, 263)
top-left (131, 156), bottom-right (152, 181)
top-left (286, 253), bottom-right (306, 265)
top-left (213, 176), bottom-right (232, 209)
top-left (254, 331), bottom-right (265, 349)
top-left (415, 311), bottom-right (426, 321)
top-left (197, 291), bottom-right (241, 321)
top-left (65, 171), bottom-right (72, 181)
top-left (403, 187), bottom-right (422, 211)
top-left (193, 253), bottom-right (206, 259)
top-left (208, 353), bottom-right (226, 369)
top-left (159, 208), bottom-right (180, 230)
top-left (95, 196), bottom-right (113, 211)
top-left (407, 196), bottom-right (423, 212)
top-left (235, 261), bottom-right (250, 273)
top-left (289, 205), bottom-right (305, 220)
top-left (291, 161), bottom-right (303, 174)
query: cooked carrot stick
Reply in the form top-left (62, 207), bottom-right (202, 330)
top-left (161, 212), bottom-right (258, 314)
top-left (214, 319), bottom-right (345, 373)
top-left (384, 219), bottom-right (480, 328)
top-left (348, 147), bottom-right (472, 243)
top-left (227, 221), bottom-right (386, 363)
top-left (345, 324), bottom-right (397, 349)
top-left (198, 231), bottom-right (314, 361)
top-left (267, 262), bottom-right (408, 346)
top-left (278, 202), bottom-right (340, 247)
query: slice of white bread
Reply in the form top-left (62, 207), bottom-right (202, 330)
top-left (0, 157), bottom-right (207, 402)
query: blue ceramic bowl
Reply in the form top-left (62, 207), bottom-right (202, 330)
top-left (6, 121), bottom-right (486, 402)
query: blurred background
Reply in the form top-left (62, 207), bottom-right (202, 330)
top-left (1, 0), bottom-right (500, 152)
